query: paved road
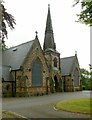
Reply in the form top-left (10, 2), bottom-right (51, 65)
top-left (2, 91), bottom-right (91, 118)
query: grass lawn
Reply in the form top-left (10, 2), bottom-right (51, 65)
top-left (55, 98), bottom-right (92, 114)
top-left (2, 111), bottom-right (23, 118)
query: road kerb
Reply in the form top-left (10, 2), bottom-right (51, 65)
top-left (53, 106), bottom-right (58, 111)
top-left (3, 110), bottom-right (28, 119)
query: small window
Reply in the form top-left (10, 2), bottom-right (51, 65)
top-left (13, 48), bottom-right (17, 51)
top-left (36, 48), bottom-right (38, 50)
top-left (53, 58), bottom-right (57, 67)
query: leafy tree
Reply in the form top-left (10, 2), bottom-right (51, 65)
top-left (0, 40), bottom-right (7, 51)
top-left (80, 68), bottom-right (92, 90)
top-left (73, 0), bottom-right (92, 26)
top-left (90, 71), bottom-right (92, 90)
top-left (0, 0), bottom-right (16, 50)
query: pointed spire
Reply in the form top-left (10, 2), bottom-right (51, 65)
top-left (43, 4), bottom-right (56, 51)
top-left (45, 4), bottom-right (53, 33)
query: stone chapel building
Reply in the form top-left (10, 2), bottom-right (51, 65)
top-left (1, 5), bottom-right (81, 97)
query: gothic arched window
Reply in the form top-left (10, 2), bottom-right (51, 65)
top-left (53, 57), bottom-right (57, 67)
top-left (74, 68), bottom-right (79, 86)
top-left (32, 58), bottom-right (42, 87)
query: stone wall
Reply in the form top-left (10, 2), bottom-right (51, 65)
top-left (44, 50), bottom-right (63, 92)
top-left (15, 39), bottom-right (50, 97)
top-left (2, 82), bottom-right (14, 97)
top-left (63, 76), bottom-right (74, 92)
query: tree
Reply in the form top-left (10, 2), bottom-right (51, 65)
top-left (0, 40), bottom-right (7, 51)
top-left (73, 0), bottom-right (92, 26)
top-left (0, 1), bottom-right (16, 50)
top-left (90, 71), bottom-right (92, 90)
top-left (80, 68), bottom-right (92, 90)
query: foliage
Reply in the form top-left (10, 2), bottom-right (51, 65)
top-left (73, 0), bottom-right (92, 26)
top-left (0, 40), bottom-right (7, 51)
top-left (55, 98), bottom-right (91, 114)
top-left (0, 1), bottom-right (16, 50)
top-left (80, 68), bottom-right (92, 90)
top-left (2, 111), bottom-right (22, 118)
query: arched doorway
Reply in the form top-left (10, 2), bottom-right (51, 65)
top-left (54, 75), bottom-right (58, 92)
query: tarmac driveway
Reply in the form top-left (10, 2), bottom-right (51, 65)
top-left (2, 91), bottom-right (91, 118)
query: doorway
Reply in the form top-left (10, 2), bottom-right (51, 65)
top-left (54, 75), bottom-right (58, 92)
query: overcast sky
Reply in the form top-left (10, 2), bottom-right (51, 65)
top-left (4, 0), bottom-right (90, 70)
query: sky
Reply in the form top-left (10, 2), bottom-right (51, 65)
top-left (4, 0), bottom-right (90, 70)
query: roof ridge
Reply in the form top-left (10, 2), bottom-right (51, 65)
top-left (4, 39), bottom-right (35, 51)
top-left (61, 56), bottom-right (75, 59)
top-left (2, 65), bottom-right (11, 67)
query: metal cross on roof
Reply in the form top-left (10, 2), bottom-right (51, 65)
top-left (35, 31), bottom-right (38, 36)
top-left (35, 31), bottom-right (38, 39)
top-left (75, 51), bottom-right (77, 55)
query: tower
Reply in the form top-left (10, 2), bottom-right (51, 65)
top-left (43, 4), bottom-right (63, 92)
top-left (43, 4), bottom-right (56, 51)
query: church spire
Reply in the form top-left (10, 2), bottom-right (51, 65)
top-left (45, 4), bottom-right (53, 33)
top-left (43, 4), bottom-right (56, 51)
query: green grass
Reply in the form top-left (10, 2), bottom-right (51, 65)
top-left (2, 111), bottom-right (22, 118)
top-left (55, 98), bottom-right (92, 114)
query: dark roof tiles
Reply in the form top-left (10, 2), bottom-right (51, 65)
top-left (0, 65), bottom-right (13, 81)
top-left (61, 56), bottom-right (75, 76)
top-left (2, 40), bottom-right (35, 70)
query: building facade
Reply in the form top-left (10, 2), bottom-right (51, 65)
top-left (1, 5), bottom-right (81, 97)
top-left (61, 54), bottom-right (82, 92)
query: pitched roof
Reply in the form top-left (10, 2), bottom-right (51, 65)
top-left (2, 40), bottom-right (35, 70)
top-left (61, 56), bottom-right (75, 76)
top-left (0, 65), bottom-right (13, 81)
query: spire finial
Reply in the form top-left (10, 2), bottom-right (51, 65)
top-left (48, 4), bottom-right (50, 8)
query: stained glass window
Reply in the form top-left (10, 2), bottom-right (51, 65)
top-left (32, 58), bottom-right (42, 87)
top-left (74, 69), bottom-right (79, 86)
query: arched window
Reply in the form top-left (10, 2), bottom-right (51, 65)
top-left (53, 58), bottom-right (57, 67)
top-left (74, 69), bottom-right (79, 86)
top-left (32, 58), bottom-right (42, 87)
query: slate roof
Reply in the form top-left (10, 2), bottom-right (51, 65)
top-left (0, 65), bottom-right (13, 81)
top-left (2, 40), bottom-right (35, 70)
top-left (61, 56), bottom-right (75, 76)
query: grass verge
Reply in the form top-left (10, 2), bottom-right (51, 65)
top-left (2, 110), bottom-right (26, 118)
top-left (55, 98), bottom-right (92, 114)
